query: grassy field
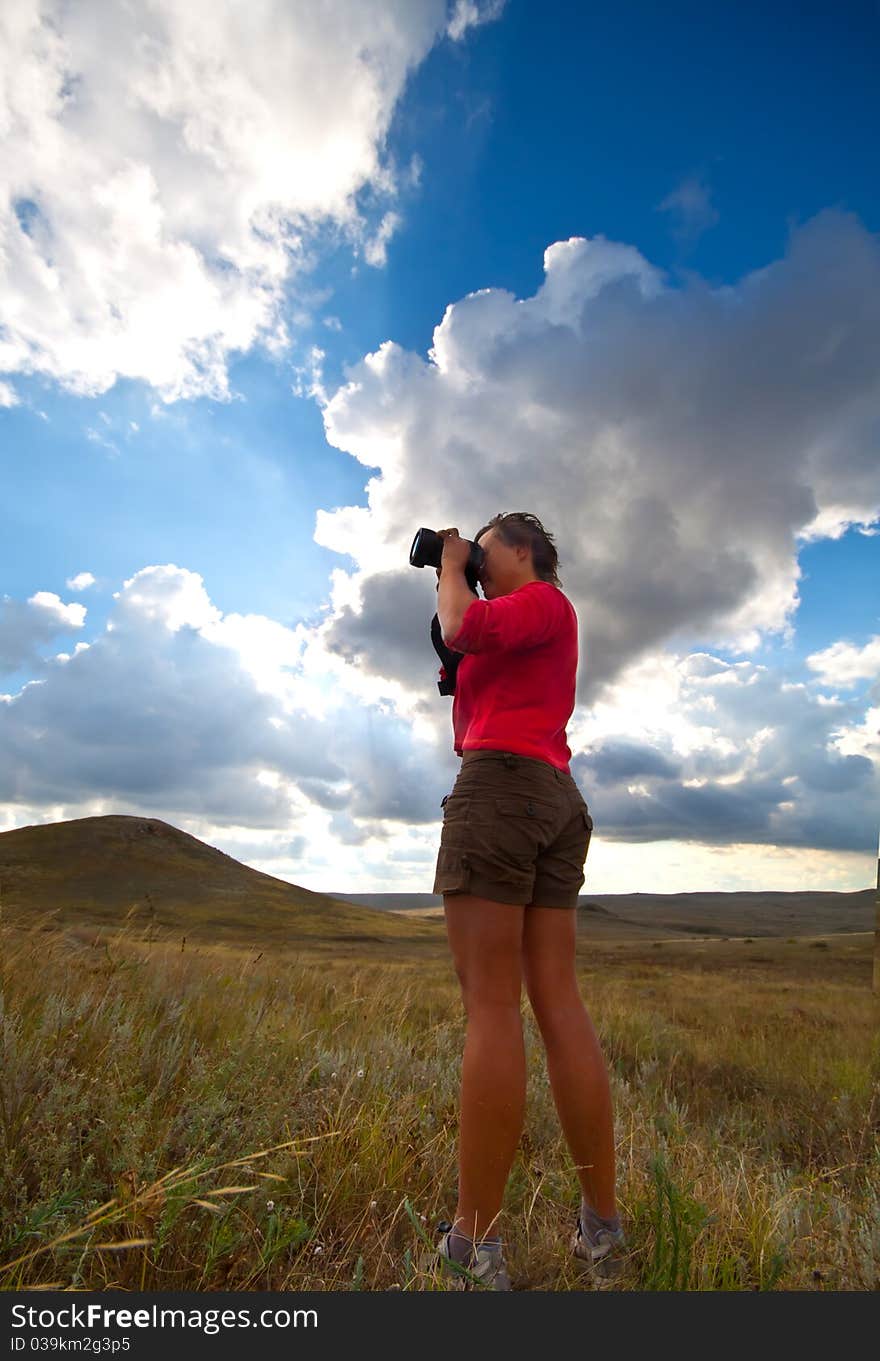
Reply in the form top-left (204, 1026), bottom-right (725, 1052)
top-left (0, 913), bottom-right (877, 1292)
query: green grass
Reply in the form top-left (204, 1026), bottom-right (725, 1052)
top-left (0, 916), bottom-right (877, 1291)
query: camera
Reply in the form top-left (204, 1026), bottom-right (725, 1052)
top-left (409, 527), bottom-right (486, 596)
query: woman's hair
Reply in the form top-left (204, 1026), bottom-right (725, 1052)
top-left (473, 512), bottom-right (562, 587)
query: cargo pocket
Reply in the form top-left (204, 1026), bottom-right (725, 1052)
top-left (494, 795), bottom-right (558, 829)
top-left (433, 846), bottom-right (472, 896)
top-left (440, 790), bottom-right (470, 847)
top-left (492, 795), bottom-right (559, 861)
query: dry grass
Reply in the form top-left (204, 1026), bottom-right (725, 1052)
top-left (1, 913), bottom-right (877, 1292)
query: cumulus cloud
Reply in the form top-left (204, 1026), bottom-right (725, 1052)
top-left (0, 0), bottom-right (497, 401)
top-left (805, 635), bottom-right (880, 688)
top-left (0, 567), bottom-right (455, 890)
top-left (322, 570), bottom-right (438, 691)
top-left (566, 650), bottom-right (878, 853)
top-left (66, 572), bottom-right (96, 591)
top-left (314, 209), bottom-right (880, 708)
top-left (0, 591), bottom-right (87, 674)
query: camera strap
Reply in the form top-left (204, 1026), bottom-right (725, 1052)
top-left (431, 612), bottom-right (463, 695)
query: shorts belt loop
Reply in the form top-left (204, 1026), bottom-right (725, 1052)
top-left (503, 753), bottom-right (517, 769)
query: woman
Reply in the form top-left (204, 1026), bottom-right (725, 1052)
top-left (430, 513), bottom-right (624, 1291)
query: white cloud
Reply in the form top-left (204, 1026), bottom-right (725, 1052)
top-left (806, 635), bottom-right (880, 687)
top-left (563, 648), bottom-right (878, 856)
top-left (447, 0), bottom-right (507, 42)
top-left (316, 210), bottom-right (880, 701)
top-left (0, 380), bottom-right (19, 406)
top-left (66, 572), bottom-right (95, 591)
top-left (27, 592), bottom-right (86, 630)
top-left (110, 564), bottom-right (224, 634)
top-left (0, 0), bottom-right (498, 402)
top-left (364, 211), bottom-right (402, 268)
top-left (0, 565), bottom-right (456, 890)
top-left (830, 705), bottom-right (880, 767)
top-left (0, 591), bottom-right (87, 673)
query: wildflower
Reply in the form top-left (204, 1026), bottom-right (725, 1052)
top-left (357, 1068), bottom-right (365, 1078)
top-left (266, 1200), bottom-right (275, 1212)
top-left (313, 1245), bottom-right (324, 1255)
top-left (370, 1201), bottom-right (378, 1209)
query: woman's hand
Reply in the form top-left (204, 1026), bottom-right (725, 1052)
top-left (437, 527), bottom-right (472, 574)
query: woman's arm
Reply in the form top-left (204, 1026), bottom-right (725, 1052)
top-left (436, 530), bottom-right (479, 645)
top-left (438, 565), bottom-right (478, 645)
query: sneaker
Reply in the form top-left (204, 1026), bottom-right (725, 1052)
top-left (432, 1219), bottom-right (512, 1291)
top-left (571, 1209), bottom-right (626, 1280)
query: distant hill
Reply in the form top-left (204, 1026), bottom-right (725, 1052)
top-left (0, 815), bottom-right (442, 948)
top-left (333, 888), bottom-right (876, 939)
top-left (1, 816), bottom-right (872, 949)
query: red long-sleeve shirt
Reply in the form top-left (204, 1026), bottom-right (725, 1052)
top-left (439, 580), bottom-right (578, 773)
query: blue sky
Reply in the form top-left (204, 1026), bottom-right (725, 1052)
top-left (1, 0), bottom-right (878, 893)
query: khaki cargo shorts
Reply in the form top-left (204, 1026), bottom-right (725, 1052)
top-left (432, 749), bottom-right (594, 909)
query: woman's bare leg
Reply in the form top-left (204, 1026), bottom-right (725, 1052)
top-left (443, 894), bottom-right (526, 1244)
top-left (522, 905), bottom-right (617, 1219)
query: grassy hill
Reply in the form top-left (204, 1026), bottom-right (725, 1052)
top-left (1, 814), bottom-right (872, 956)
top-left (0, 814), bottom-right (442, 951)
